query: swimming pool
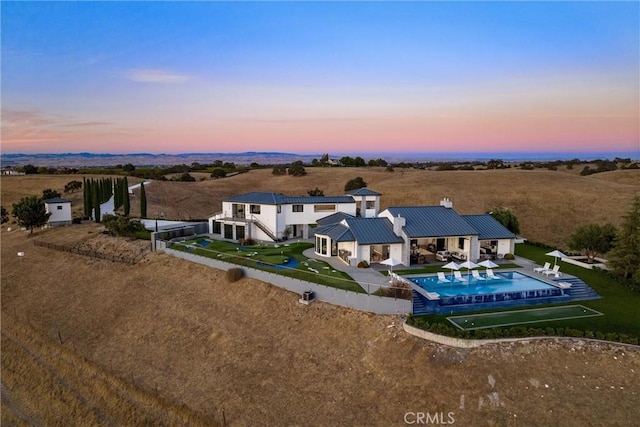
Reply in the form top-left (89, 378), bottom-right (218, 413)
top-left (409, 271), bottom-right (557, 298)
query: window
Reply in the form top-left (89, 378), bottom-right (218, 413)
top-left (57, 205), bottom-right (63, 210)
top-left (315, 236), bottom-right (328, 255)
top-left (458, 237), bottom-right (465, 250)
top-left (224, 224), bottom-right (233, 239)
top-left (365, 200), bottom-right (375, 209)
top-left (292, 204), bottom-right (304, 213)
top-left (314, 204), bottom-right (335, 212)
top-left (250, 204), bottom-right (261, 214)
top-left (212, 221), bottom-right (221, 234)
top-left (277, 206), bottom-right (282, 213)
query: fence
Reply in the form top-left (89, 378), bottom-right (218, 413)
top-left (33, 240), bottom-right (143, 265)
top-left (164, 247), bottom-right (412, 315)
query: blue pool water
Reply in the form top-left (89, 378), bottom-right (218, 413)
top-left (258, 258), bottom-right (300, 269)
top-left (410, 271), bottom-right (555, 297)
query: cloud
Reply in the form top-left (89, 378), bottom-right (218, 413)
top-left (64, 121), bottom-right (112, 127)
top-left (0, 109), bottom-right (123, 151)
top-left (125, 68), bottom-right (192, 84)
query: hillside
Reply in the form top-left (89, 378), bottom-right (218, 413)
top-left (1, 223), bottom-right (639, 425)
top-left (3, 168), bottom-right (638, 248)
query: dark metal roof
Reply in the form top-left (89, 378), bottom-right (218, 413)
top-left (384, 206), bottom-right (479, 238)
top-left (316, 212), bottom-right (355, 226)
top-left (44, 197), bottom-right (71, 204)
top-left (313, 223), bottom-right (355, 242)
top-left (346, 188), bottom-right (381, 196)
top-left (224, 192), bottom-right (354, 205)
top-left (461, 214), bottom-right (517, 240)
top-left (344, 218), bottom-right (404, 245)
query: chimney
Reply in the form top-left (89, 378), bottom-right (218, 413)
top-left (393, 214), bottom-right (406, 236)
top-left (440, 198), bottom-right (453, 208)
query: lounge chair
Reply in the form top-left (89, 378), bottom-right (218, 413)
top-left (534, 262), bottom-right (551, 274)
top-left (542, 265), bottom-right (561, 277)
top-left (471, 270), bottom-right (486, 281)
top-left (557, 282), bottom-right (572, 289)
top-left (453, 271), bottom-right (468, 282)
top-left (437, 272), bottom-right (450, 283)
top-left (486, 269), bottom-right (500, 280)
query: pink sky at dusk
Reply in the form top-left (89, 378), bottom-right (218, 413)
top-left (2, 2), bottom-right (638, 157)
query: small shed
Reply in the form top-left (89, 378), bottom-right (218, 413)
top-left (44, 197), bottom-right (72, 226)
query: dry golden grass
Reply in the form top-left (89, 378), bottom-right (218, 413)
top-left (2, 317), bottom-right (215, 426)
top-left (2, 170), bottom-right (640, 425)
top-left (4, 168), bottom-right (637, 248)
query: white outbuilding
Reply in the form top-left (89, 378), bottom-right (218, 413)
top-left (44, 197), bottom-right (72, 226)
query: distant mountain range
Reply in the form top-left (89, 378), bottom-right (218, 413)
top-left (0, 152), bottom-right (320, 167)
top-left (1, 151), bottom-right (636, 168)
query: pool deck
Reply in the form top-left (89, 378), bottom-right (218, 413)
top-left (302, 248), bottom-right (390, 292)
top-left (400, 256), bottom-right (575, 288)
top-left (300, 249), bottom-right (569, 294)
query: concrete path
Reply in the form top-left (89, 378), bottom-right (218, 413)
top-left (302, 248), bottom-right (390, 293)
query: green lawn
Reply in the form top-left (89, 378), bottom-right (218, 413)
top-left (172, 238), bottom-right (365, 293)
top-left (447, 305), bottom-right (603, 330)
top-left (408, 243), bottom-right (640, 344)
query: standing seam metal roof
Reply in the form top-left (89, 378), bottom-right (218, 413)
top-left (346, 188), bottom-right (381, 196)
top-left (224, 192), bottom-right (355, 205)
top-left (44, 197), bottom-right (71, 204)
top-left (461, 214), bottom-right (517, 240)
top-left (344, 218), bottom-right (404, 245)
top-left (313, 223), bottom-right (355, 242)
top-left (316, 212), bottom-right (355, 226)
top-left (384, 206), bottom-right (479, 237)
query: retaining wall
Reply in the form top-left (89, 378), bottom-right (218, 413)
top-left (403, 322), bottom-right (640, 350)
top-left (165, 247), bottom-right (411, 315)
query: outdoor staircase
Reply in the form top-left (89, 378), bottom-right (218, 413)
top-left (412, 292), bottom-right (431, 316)
top-left (553, 277), bottom-right (601, 301)
top-left (250, 216), bottom-right (278, 241)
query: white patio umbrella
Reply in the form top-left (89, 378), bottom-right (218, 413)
top-left (545, 250), bottom-right (567, 268)
top-left (380, 257), bottom-right (403, 272)
top-left (458, 260), bottom-right (480, 280)
top-left (442, 261), bottom-right (460, 281)
top-left (478, 260), bottom-right (499, 269)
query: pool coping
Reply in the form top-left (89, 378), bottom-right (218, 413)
top-left (404, 269), bottom-right (567, 298)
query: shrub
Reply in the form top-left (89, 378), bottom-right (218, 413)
top-left (239, 238), bottom-right (256, 246)
top-left (210, 168), bottom-right (227, 178)
top-left (226, 268), bottom-right (244, 283)
top-left (272, 166), bottom-right (287, 176)
top-left (344, 177), bottom-right (367, 192)
top-left (357, 260), bottom-right (369, 268)
top-left (503, 253), bottom-right (515, 260)
top-left (101, 214), bottom-right (145, 237)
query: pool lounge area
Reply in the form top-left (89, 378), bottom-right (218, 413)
top-left (409, 270), bottom-right (599, 315)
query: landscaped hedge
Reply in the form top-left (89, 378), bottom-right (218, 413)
top-left (406, 315), bottom-right (639, 346)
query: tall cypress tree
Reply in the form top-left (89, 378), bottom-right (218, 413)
top-left (92, 181), bottom-right (101, 222)
top-left (85, 179), bottom-right (93, 218)
top-left (140, 182), bottom-right (147, 218)
top-left (83, 177), bottom-right (89, 216)
top-left (114, 178), bottom-right (120, 210)
top-left (123, 177), bottom-right (130, 216)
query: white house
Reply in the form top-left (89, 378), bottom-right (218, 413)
top-left (44, 197), bottom-right (72, 226)
top-left (208, 189), bottom-right (516, 267)
top-left (315, 198), bottom-right (516, 267)
top-left (208, 190), bottom-right (381, 242)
